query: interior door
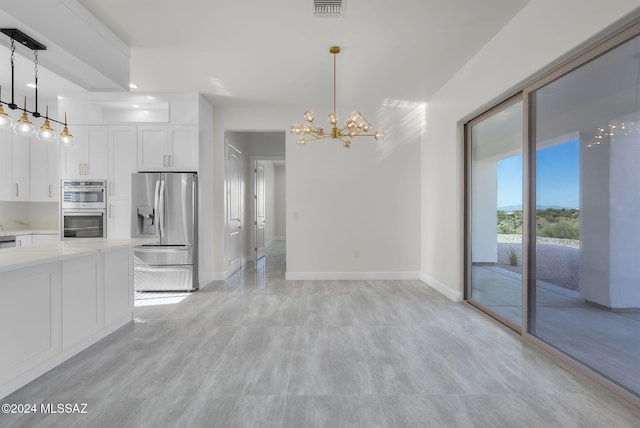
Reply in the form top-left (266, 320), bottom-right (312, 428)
top-left (255, 161), bottom-right (266, 260)
top-left (227, 144), bottom-right (242, 274)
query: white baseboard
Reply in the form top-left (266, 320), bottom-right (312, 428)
top-left (285, 271), bottom-right (421, 281)
top-left (420, 273), bottom-right (463, 302)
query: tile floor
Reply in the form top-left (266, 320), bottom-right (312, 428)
top-left (472, 265), bottom-right (640, 394)
top-left (1, 240), bottom-right (640, 427)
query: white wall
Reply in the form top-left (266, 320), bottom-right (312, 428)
top-left (420, 0), bottom-right (640, 301)
top-left (212, 105), bottom-right (422, 280)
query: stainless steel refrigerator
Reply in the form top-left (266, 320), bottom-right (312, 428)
top-left (131, 172), bottom-right (198, 291)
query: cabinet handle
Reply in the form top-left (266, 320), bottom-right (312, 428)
top-left (15, 183), bottom-right (18, 197)
top-left (109, 204), bottom-right (113, 219)
top-left (168, 154), bottom-right (172, 167)
top-left (48, 184), bottom-right (52, 198)
top-left (79, 163), bottom-right (83, 175)
top-left (84, 163), bottom-right (89, 175)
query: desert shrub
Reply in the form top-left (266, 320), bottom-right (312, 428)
top-left (507, 248), bottom-right (519, 266)
top-left (537, 221), bottom-right (579, 239)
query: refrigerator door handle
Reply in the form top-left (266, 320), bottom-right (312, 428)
top-left (159, 179), bottom-right (166, 238)
top-left (154, 180), bottom-right (161, 235)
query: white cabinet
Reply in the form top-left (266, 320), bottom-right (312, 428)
top-left (108, 126), bottom-right (137, 201)
top-left (104, 248), bottom-right (133, 327)
top-left (0, 129), bottom-right (31, 201)
top-left (0, 128), bottom-right (12, 200)
top-left (12, 135), bottom-right (31, 201)
top-left (30, 139), bottom-right (60, 202)
top-left (16, 235), bottom-right (32, 247)
top-left (138, 126), bottom-right (198, 172)
top-left (0, 262), bottom-right (61, 388)
top-left (61, 254), bottom-right (101, 350)
top-left (107, 126), bottom-right (136, 238)
top-left (60, 126), bottom-right (109, 179)
top-left (107, 200), bottom-right (131, 238)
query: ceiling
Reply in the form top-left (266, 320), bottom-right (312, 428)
top-left (67, 0), bottom-right (531, 109)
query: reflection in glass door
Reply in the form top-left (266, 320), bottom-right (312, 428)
top-left (467, 99), bottom-right (523, 328)
top-left (530, 33), bottom-right (640, 397)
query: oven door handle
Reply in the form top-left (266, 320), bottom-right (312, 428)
top-left (63, 212), bottom-right (104, 217)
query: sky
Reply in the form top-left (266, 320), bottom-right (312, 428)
top-left (497, 139), bottom-right (580, 210)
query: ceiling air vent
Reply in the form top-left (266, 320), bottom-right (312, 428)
top-left (314, 0), bottom-right (344, 18)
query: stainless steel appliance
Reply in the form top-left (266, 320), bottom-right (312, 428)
top-left (61, 180), bottom-right (107, 239)
top-left (131, 172), bottom-right (198, 291)
top-left (0, 235), bottom-right (16, 248)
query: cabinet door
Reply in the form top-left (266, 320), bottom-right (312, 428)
top-left (104, 249), bottom-right (133, 326)
top-left (16, 235), bottom-right (32, 247)
top-left (12, 135), bottom-right (31, 201)
top-left (108, 126), bottom-right (137, 201)
top-left (60, 125), bottom-right (87, 179)
top-left (107, 200), bottom-right (131, 238)
top-left (138, 127), bottom-right (167, 171)
top-left (0, 128), bottom-right (12, 200)
top-left (167, 126), bottom-right (198, 171)
top-left (61, 254), bottom-right (101, 350)
top-left (31, 140), bottom-right (60, 202)
top-left (60, 126), bottom-right (108, 179)
top-left (85, 126), bottom-right (108, 179)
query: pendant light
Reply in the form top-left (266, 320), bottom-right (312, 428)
top-left (0, 28), bottom-right (74, 145)
top-left (58, 113), bottom-right (74, 146)
top-left (13, 96), bottom-right (35, 137)
top-left (36, 105), bottom-right (56, 142)
top-left (0, 86), bottom-right (12, 129)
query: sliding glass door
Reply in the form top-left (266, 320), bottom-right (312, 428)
top-left (466, 24), bottom-right (640, 400)
top-left (529, 32), bottom-right (640, 396)
top-left (467, 98), bottom-right (523, 328)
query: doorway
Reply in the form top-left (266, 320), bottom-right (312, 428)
top-left (224, 131), bottom-right (286, 278)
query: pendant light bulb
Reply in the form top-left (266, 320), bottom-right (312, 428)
top-left (58, 112), bottom-right (74, 146)
top-left (13, 97), bottom-right (35, 137)
top-left (0, 86), bottom-right (12, 130)
top-left (36, 105), bottom-right (56, 142)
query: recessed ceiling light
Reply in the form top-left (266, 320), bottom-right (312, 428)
top-left (132, 104), bottom-right (139, 108)
top-left (129, 83), bottom-right (138, 89)
top-left (26, 83), bottom-right (36, 88)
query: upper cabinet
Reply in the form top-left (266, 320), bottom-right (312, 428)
top-left (108, 126), bottom-right (137, 201)
top-left (137, 126), bottom-right (198, 172)
top-left (31, 139), bottom-right (60, 202)
top-left (0, 129), bottom-right (31, 201)
top-left (60, 126), bottom-right (109, 179)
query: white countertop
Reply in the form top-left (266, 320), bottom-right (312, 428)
top-left (0, 238), bottom-right (151, 273)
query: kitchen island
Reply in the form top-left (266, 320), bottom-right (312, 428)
top-left (0, 238), bottom-right (149, 399)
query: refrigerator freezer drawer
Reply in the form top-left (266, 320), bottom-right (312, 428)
top-left (134, 245), bottom-right (194, 265)
top-left (134, 265), bottom-right (197, 291)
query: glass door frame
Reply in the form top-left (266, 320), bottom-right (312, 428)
top-left (464, 93), bottom-right (525, 333)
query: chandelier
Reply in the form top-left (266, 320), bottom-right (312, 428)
top-left (290, 46), bottom-right (385, 148)
top-left (0, 28), bottom-right (74, 145)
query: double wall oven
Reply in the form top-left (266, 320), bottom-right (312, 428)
top-left (61, 180), bottom-right (107, 239)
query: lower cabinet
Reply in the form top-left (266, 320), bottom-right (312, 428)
top-left (104, 248), bottom-right (133, 326)
top-left (0, 263), bottom-right (61, 389)
top-left (15, 235), bottom-right (32, 247)
top-left (61, 254), bottom-right (101, 350)
top-left (0, 247), bottom-right (134, 398)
